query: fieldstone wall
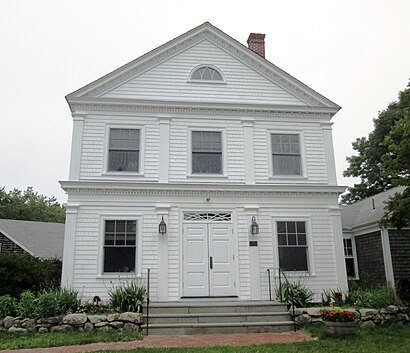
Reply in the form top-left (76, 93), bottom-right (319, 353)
top-left (291, 305), bottom-right (409, 329)
top-left (0, 312), bottom-right (142, 333)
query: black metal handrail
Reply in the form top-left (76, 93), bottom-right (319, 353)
top-left (145, 268), bottom-right (150, 336)
top-left (267, 268), bottom-right (296, 332)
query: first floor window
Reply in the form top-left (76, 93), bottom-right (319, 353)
top-left (192, 131), bottom-right (222, 174)
top-left (277, 221), bottom-right (308, 271)
top-left (271, 133), bottom-right (301, 175)
top-left (104, 220), bottom-right (136, 273)
top-left (108, 128), bottom-right (140, 172)
top-left (343, 238), bottom-right (356, 277)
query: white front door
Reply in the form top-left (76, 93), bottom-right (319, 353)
top-left (183, 223), bottom-right (236, 297)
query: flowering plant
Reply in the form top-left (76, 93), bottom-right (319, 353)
top-left (321, 308), bottom-right (355, 322)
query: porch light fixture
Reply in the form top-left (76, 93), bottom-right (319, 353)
top-left (250, 216), bottom-right (259, 235)
top-left (158, 215), bottom-right (167, 235)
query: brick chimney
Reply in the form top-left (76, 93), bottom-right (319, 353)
top-left (247, 33), bottom-right (266, 58)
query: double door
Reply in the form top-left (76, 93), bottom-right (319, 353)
top-left (183, 223), bottom-right (236, 297)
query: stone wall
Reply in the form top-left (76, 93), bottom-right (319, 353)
top-left (291, 305), bottom-right (409, 329)
top-left (0, 312), bottom-right (142, 333)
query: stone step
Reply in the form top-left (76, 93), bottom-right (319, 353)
top-left (144, 311), bottom-right (291, 324)
top-left (141, 321), bottom-right (295, 335)
top-left (145, 301), bottom-right (288, 315)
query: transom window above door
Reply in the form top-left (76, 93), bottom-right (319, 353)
top-left (271, 133), bottom-right (301, 175)
top-left (108, 128), bottom-right (140, 172)
top-left (192, 131), bottom-right (222, 174)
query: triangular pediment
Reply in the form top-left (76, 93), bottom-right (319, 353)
top-left (67, 22), bottom-right (340, 113)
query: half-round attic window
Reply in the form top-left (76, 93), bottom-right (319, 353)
top-left (191, 66), bottom-right (223, 81)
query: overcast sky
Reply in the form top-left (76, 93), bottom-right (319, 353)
top-left (1, 0), bottom-right (409, 203)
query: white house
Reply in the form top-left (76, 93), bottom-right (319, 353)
top-left (61, 22), bottom-right (347, 302)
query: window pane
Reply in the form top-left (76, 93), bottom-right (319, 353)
top-left (345, 258), bottom-right (355, 277)
top-left (116, 233), bottom-right (125, 246)
top-left (105, 221), bottom-right (115, 233)
top-left (287, 222), bottom-right (296, 234)
top-left (109, 151), bottom-right (139, 172)
top-left (279, 247), bottom-right (308, 271)
top-left (191, 67), bottom-right (222, 81)
top-left (277, 221), bottom-right (286, 234)
top-left (297, 234), bottom-right (307, 246)
top-left (105, 233), bottom-right (114, 245)
top-left (278, 234), bottom-right (287, 245)
top-left (296, 222), bottom-right (305, 234)
top-left (127, 234), bottom-right (136, 246)
top-left (272, 155), bottom-right (301, 175)
top-left (104, 247), bottom-right (136, 272)
top-left (192, 153), bottom-right (222, 174)
top-left (116, 221), bottom-right (125, 233)
top-left (192, 131), bottom-right (221, 152)
top-left (126, 221), bottom-right (136, 233)
top-left (288, 233), bottom-right (297, 245)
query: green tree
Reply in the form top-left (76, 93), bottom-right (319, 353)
top-left (343, 82), bottom-right (410, 228)
top-left (0, 187), bottom-right (65, 223)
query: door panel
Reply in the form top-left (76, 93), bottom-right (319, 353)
top-left (209, 224), bottom-right (235, 296)
top-left (183, 224), bottom-right (209, 296)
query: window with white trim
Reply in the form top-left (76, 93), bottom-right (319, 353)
top-left (191, 66), bottom-right (223, 81)
top-left (343, 238), bottom-right (356, 278)
top-left (192, 131), bottom-right (222, 174)
top-left (103, 220), bottom-right (136, 273)
top-left (108, 128), bottom-right (140, 172)
top-left (271, 133), bottom-right (301, 175)
top-left (277, 221), bottom-right (308, 271)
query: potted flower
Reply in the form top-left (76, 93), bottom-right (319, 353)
top-left (321, 308), bottom-right (357, 336)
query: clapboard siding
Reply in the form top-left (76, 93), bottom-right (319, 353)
top-left (103, 40), bottom-right (306, 106)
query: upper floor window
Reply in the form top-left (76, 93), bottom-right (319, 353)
top-left (191, 66), bottom-right (223, 81)
top-left (343, 238), bottom-right (356, 278)
top-left (271, 133), bottom-right (301, 175)
top-left (192, 131), bottom-right (222, 174)
top-left (277, 221), bottom-right (308, 271)
top-left (104, 220), bottom-right (136, 273)
top-left (108, 128), bottom-right (140, 172)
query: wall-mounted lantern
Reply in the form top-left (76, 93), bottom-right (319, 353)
top-left (250, 216), bottom-right (259, 235)
top-left (159, 215), bottom-right (167, 235)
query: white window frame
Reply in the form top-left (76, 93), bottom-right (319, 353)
top-left (267, 130), bottom-right (307, 180)
top-left (187, 127), bottom-right (227, 177)
top-left (343, 236), bottom-right (359, 279)
top-left (102, 124), bottom-right (145, 177)
top-left (272, 216), bottom-right (315, 276)
top-left (97, 214), bottom-right (143, 278)
top-left (188, 64), bottom-right (226, 84)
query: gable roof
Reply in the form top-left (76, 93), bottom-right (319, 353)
top-left (341, 186), bottom-right (406, 230)
top-left (66, 22), bottom-right (340, 115)
top-left (0, 219), bottom-right (65, 259)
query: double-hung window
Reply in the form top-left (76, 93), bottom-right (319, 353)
top-left (277, 221), bottom-right (308, 271)
top-left (103, 220), bottom-right (136, 273)
top-left (271, 133), bottom-right (301, 175)
top-left (343, 238), bottom-right (356, 278)
top-left (108, 128), bottom-right (140, 172)
top-left (192, 131), bottom-right (222, 174)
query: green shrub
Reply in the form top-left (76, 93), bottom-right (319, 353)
top-left (108, 282), bottom-right (147, 313)
top-left (0, 295), bottom-right (16, 318)
top-left (57, 288), bottom-right (80, 314)
top-left (0, 253), bottom-right (61, 298)
top-left (16, 290), bottom-right (36, 318)
top-left (35, 290), bottom-right (59, 319)
top-left (350, 285), bottom-right (402, 308)
top-left (278, 281), bottom-right (314, 307)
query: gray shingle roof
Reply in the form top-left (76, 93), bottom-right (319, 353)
top-left (341, 186), bottom-right (406, 230)
top-left (0, 219), bottom-right (64, 259)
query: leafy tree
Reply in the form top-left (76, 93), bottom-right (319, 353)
top-left (0, 187), bottom-right (65, 223)
top-left (342, 82), bottom-right (410, 228)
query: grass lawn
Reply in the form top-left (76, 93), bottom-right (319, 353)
top-left (0, 325), bottom-right (409, 352)
top-left (0, 329), bottom-right (142, 350)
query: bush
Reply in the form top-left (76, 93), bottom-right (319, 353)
top-left (350, 285), bottom-right (402, 308)
top-left (0, 295), bottom-right (16, 318)
top-left (16, 290), bottom-right (36, 318)
top-left (108, 282), bottom-right (147, 313)
top-left (15, 288), bottom-right (80, 319)
top-left (0, 253), bottom-right (61, 298)
top-left (278, 281), bottom-right (314, 307)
